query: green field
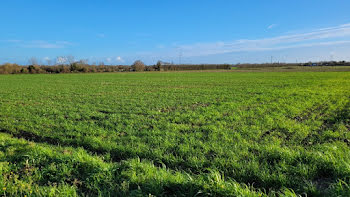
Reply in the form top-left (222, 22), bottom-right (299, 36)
top-left (0, 71), bottom-right (350, 196)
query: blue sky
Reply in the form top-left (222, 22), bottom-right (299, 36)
top-left (1, 0), bottom-right (350, 65)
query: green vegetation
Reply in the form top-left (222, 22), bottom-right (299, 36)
top-left (0, 71), bottom-right (349, 196)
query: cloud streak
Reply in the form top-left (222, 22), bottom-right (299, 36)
top-left (97, 33), bottom-right (105, 38)
top-left (267, 24), bottom-right (277, 29)
top-left (2, 40), bottom-right (73, 49)
top-left (177, 23), bottom-right (350, 57)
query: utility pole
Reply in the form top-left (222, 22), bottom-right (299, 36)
top-left (179, 48), bottom-right (182, 65)
top-left (270, 56), bottom-right (273, 64)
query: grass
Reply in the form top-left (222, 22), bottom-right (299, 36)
top-left (0, 71), bottom-right (349, 196)
top-left (234, 66), bottom-right (350, 72)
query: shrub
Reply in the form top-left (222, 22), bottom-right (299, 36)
top-left (0, 63), bottom-right (22, 74)
top-left (28, 65), bottom-right (43, 74)
top-left (131, 60), bottom-right (145, 72)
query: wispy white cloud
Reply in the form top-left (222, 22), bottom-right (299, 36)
top-left (156, 44), bottom-right (165, 49)
top-left (1, 39), bottom-right (22, 43)
top-left (2, 40), bottom-right (73, 48)
top-left (21, 40), bottom-right (73, 48)
top-left (175, 23), bottom-right (350, 57)
top-left (135, 33), bottom-right (152, 37)
top-left (267, 24), bottom-right (277, 29)
top-left (103, 56), bottom-right (124, 64)
top-left (116, 56), bottom-right (124, 62)
top-left (97, 33), bottom-right (105, 38)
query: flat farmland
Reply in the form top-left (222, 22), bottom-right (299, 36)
top-left (0, 71), bottom-right (350, 196)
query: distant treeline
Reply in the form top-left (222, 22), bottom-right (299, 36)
top-left (1, 60), bottom-right (350, 74)
top-left (0, 64), bottom-right (134, 74)
top-left (236, 63), bottom-right (299, 68)
top-left (0, 61), bottom-right (232, 74)
top-left (236, 61), bottom-right (350, 68)
top-left (159, 64), bottom-right (231, 71)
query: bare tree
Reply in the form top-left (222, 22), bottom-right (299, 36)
top-left (46, 59), bottom-right (52, 66)
top-left (29, 57), bottom-right (38, 66)
top-left (56, 56), bottom-right (68, 65)
top-left (79, 59), bottom-right (89, 65)
top-left (131, 60), bottom-right (145, 72)
top-left (66, 55), bottom-right (75, 65)
top-left (155, 60), bottom-right (163, 71)
top-left (27, 58), bottom-right (42, 73)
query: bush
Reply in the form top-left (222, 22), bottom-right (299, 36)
top-left (28, 65), bottom-right (43, 74)
top-left (0, 63), bottom-right (22, 74)
top-left (131, 60), bottom-right (145, 72)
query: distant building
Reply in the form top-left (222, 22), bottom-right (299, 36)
top-left (304, 62), bottom-right (318, 66)
top-left (158, 61), bottom-right (172, 66)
